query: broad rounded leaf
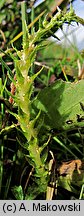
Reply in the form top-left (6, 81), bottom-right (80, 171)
top-left (34, 79), bottom-right (84, 130)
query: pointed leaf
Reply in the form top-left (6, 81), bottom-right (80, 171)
top-left (12, 185), bottom-right (24, 200)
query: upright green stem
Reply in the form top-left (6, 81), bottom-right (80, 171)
top-left (79, 184), bottom-right (84, 199)
top-left (31, 6), bottom-right (34, 35)
top-left (31, 6), bottom-right (35, 76)
top-left (21, 1), bottom-right (27, 49)
top-left (0, 78), bottom-right (4, 195)
top-left (0, 140), bottom-right (3, 195)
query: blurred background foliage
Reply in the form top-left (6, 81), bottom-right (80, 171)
top-left (0, 0), bottom-right (74, 49)
top-left (0, 0), bottom-right (79, 82)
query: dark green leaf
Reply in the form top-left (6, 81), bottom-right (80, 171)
top-left (12, 185), bottom-right (24, 200)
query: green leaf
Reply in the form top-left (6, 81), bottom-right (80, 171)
top-left (25, 184), bottom-right (40, 200)
top-left (0, 0), bottom-right (6, 9)
top-left (41, 148), bottom-right (48, 164)
top-left (58, 169), bottom-right (84, 194)
top-left (34, 79), bottom-right (84, 130)
top-left (58, 175), bottom-right (72, 192)
top-left (0, 57), bottom-right (13, 76)
top-left (0, 124), bottom-right (16, 136)
top-left (12, 185), bottom-right (24, 200)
